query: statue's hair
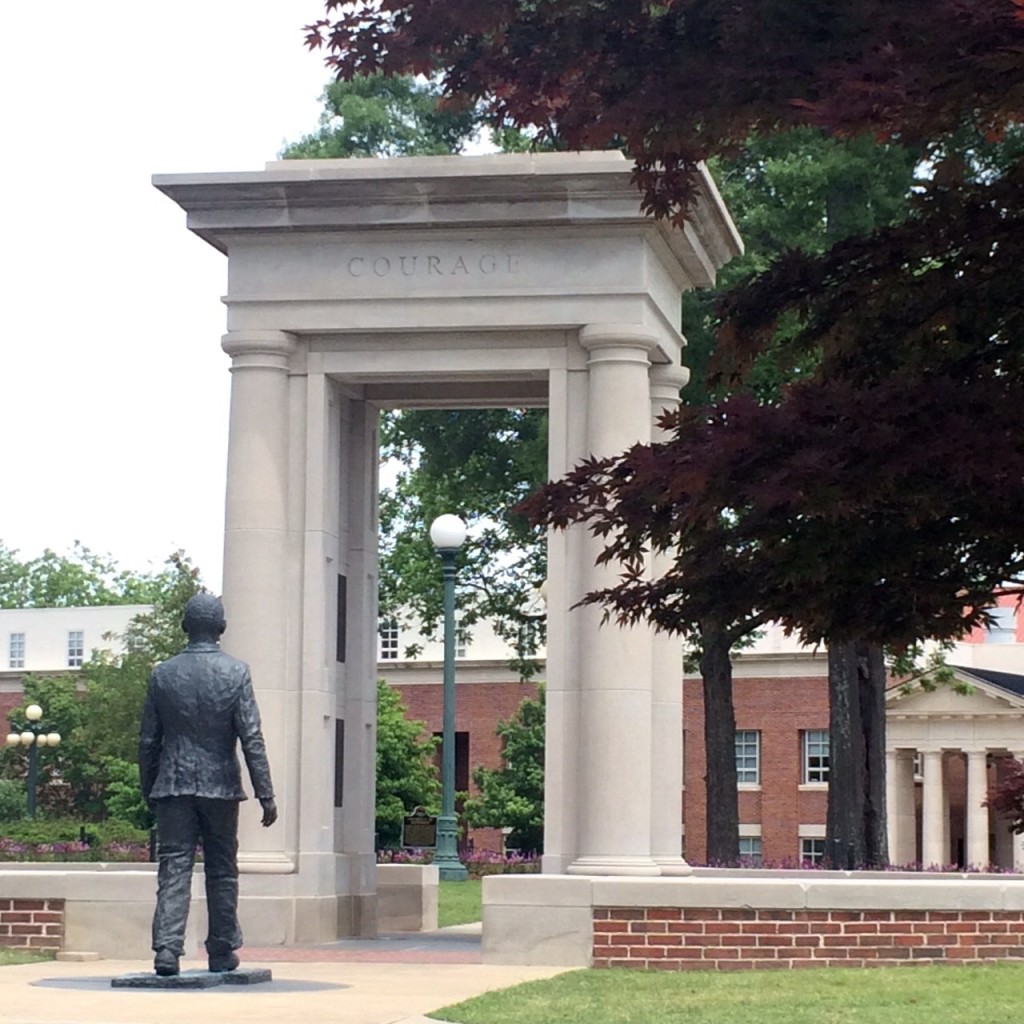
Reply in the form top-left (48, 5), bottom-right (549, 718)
top-left (182, 593), bottom-right (226, 639)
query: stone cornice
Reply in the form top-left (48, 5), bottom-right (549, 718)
top-left (153, 152), bottom-right (742, 288)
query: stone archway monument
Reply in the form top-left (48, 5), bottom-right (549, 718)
top-left (155, 152), bottom-right (741, 944)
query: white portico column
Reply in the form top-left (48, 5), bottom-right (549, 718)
top-left (921, 749), bottom-right (946, 868)
top-left (220, 329), bottom-right (296, 869)
top-left (886, 749), bottom-right (917, 866)
top-left (1015, 753), bottom-right (1024, 872)
top-left (649, 364), bottom-right (691, 875)
top-left (568, 324), bottom-right (660, 876)
top-left (965, 748), bottom-right (990, 870)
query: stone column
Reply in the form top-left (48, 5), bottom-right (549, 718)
top-left (921, 749), bottom-right (946, 869)
top-left (220, 329), bottom-right (295, 870)
top-left (1013, 753), bottom-right (1024, 873)
top-left (886, 749), bottom-right (917, 866)
top-left (567, 324), bottom-right (660, 876)
top-left (648, 364), bottom-right (691, 875)
top-left (965, 749), bottom-right (990, 870)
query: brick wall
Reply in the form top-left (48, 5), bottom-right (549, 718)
top-left (0, 691), bottom-right (22, 727)
top-left (395, 680), bottom-right (540, 853)
top-left (684, 675), bottom-right (829, 863)
top-left (593, 906), bottom-right (1024, 970)
top-left (0, 898), bottom-right (64, 951)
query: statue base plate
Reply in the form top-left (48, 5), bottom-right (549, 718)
top-left (111, 968), bottom-right (272, 989)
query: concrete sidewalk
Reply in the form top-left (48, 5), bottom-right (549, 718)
top-left (1, 954), bottom-right (571, 1024)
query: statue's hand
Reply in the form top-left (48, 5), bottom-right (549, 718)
top-left (259, 798), bottom-right (278, 827)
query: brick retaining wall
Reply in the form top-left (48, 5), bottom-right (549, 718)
top-left (0, 898), bottom-right (64, 951)
top-left (593, 907), bottom-right (1024, 970)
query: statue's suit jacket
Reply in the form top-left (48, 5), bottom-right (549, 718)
top-left (139, 641), bottom-right (275, 803)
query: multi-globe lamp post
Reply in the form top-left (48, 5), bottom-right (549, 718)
top-left (429, 513), bottom-right (469, 882)
top-left (5, 704), bottom-right (61, 818)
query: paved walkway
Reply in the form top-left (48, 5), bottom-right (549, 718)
top-left (1, 928), bottom-right (572, 1024)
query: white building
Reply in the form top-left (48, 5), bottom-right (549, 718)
top-left (0, 604), bottom-right (146, 699)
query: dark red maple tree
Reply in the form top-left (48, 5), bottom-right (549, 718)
top-left (307, 0), bottom-right (1024, 219)
top-left (306, 0), bottom-right (1024, 867)
top-left (988, 758), bottom-right (1024, 836)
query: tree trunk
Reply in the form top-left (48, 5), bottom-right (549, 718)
top-left (825, 639), bottom-right (889, 868)
top-left (860, 643), bottom-right (889, 867)
top-left (700, 620), bottom-right (739, 864)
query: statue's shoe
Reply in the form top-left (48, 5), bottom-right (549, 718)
top-left (154, 949), bottom-right (180, 976)
top-left (208, 951), bottom-right (240, 973)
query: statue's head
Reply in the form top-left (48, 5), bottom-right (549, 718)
top-left (182, 593), bottom-right (226, 643)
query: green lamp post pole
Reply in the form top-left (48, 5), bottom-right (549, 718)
top-left (5, 704), bottom-right (61, 818)
top-left (430, 514), bottom-right (469, 882)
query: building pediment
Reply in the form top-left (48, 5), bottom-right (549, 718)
top-left (887, 673), bottom-right (1024, 716)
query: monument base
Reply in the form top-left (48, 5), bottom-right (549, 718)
top-left (482, 869), bottom-right (1024, 969)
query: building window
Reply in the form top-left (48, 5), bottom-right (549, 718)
top-left (9, 633), bottom-right (25, 669)
top-left (801, 838), bottom-right (827, 865)
top-left (67, 630), bottom-right (84, 668)
top-left (379, 618), bottom-right (399, 660)
top-left (738, 836), bottom-right (762, 865)
top-left (735, 730), bottom-right (760, 785)
top-left (803, 730), bottom-right (830, 784)
top-left (985, 607), bottom-right (1017, 645)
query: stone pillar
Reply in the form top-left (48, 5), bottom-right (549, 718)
top-left (220, 329), bottom-right (296, 870)
top-left (1013, 754), bottom-right (1024, 873)
top-left (648, 364), bottom-right (691, 876)
top-left (965, 749), bottom-right (990, 870)
top-left (886, 749), bottom-right (917, 866)
top-left (921, 749), bottom-right (946, 868)
top-left (567, 324), bottom-right (660, 876)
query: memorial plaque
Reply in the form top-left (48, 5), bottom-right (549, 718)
top-left (402, 807), bottom-right (437, 848)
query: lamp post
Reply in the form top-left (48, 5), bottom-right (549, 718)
top-left (429, 513), bottom-right (469, 882)
top-left (5, 704), bottom-right (61, 818)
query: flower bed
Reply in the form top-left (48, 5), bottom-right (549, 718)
top-left (0, 837), bottom-right (149, 862)
top-left (377, 847), bottom-right (540, 877)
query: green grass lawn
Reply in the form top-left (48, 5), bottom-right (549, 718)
top-left (434, 963), bottom-right (1024, 1024)
top-left (0, 948), bottom-right (54, 967)
top-left (438, 878), bottom-right (482, 927)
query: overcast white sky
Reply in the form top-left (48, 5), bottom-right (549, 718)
top-left (1, 3), bottom-right (335, 592)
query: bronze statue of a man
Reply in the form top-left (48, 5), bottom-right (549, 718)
top-left (139, 593), bottom-right (276, 977)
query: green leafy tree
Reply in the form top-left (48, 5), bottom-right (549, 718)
top-left (0, 540), bottom-right (172, 609)
top-left (281, 72), bottom-right (480, 159)
top-left (380, 409), bottom-right (548, 676)
top-left (465, 687), bottom-right (544, 854)
top-left (375, 679), bottom-right (440, 848)
top-left (1, 551), bottom-right (205, 823)
top-left (1, 675), bottom-right (93, 818)
top-left (76, 552), bottom-right (205, 766)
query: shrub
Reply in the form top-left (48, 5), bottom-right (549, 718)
top-left (0, 780), bottom-right (26, 823)
top-left (0, 817), bottom-right (149, 847)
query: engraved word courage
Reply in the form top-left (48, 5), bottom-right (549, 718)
top-left (345, 252), bottom-right (521, 279)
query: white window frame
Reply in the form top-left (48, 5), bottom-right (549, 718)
top-left (378, 617), bottom-right (400, 660)
top-left (799, 824), bottom-right (827, 866)
top-left (738, 824), bottom-right (763, 866)
top-left (67, 630), bottom-right (84, 668)
top-left (800, 837), bottom-right (827, 865)
top-left (9, 632), bottom-right (25, 670)
top-left (985, 607), bottom-right (1016, 645)
top-left (802, 729), bottom-right (830, 785)
top-left (735, 729), bottom-right (760, 786)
